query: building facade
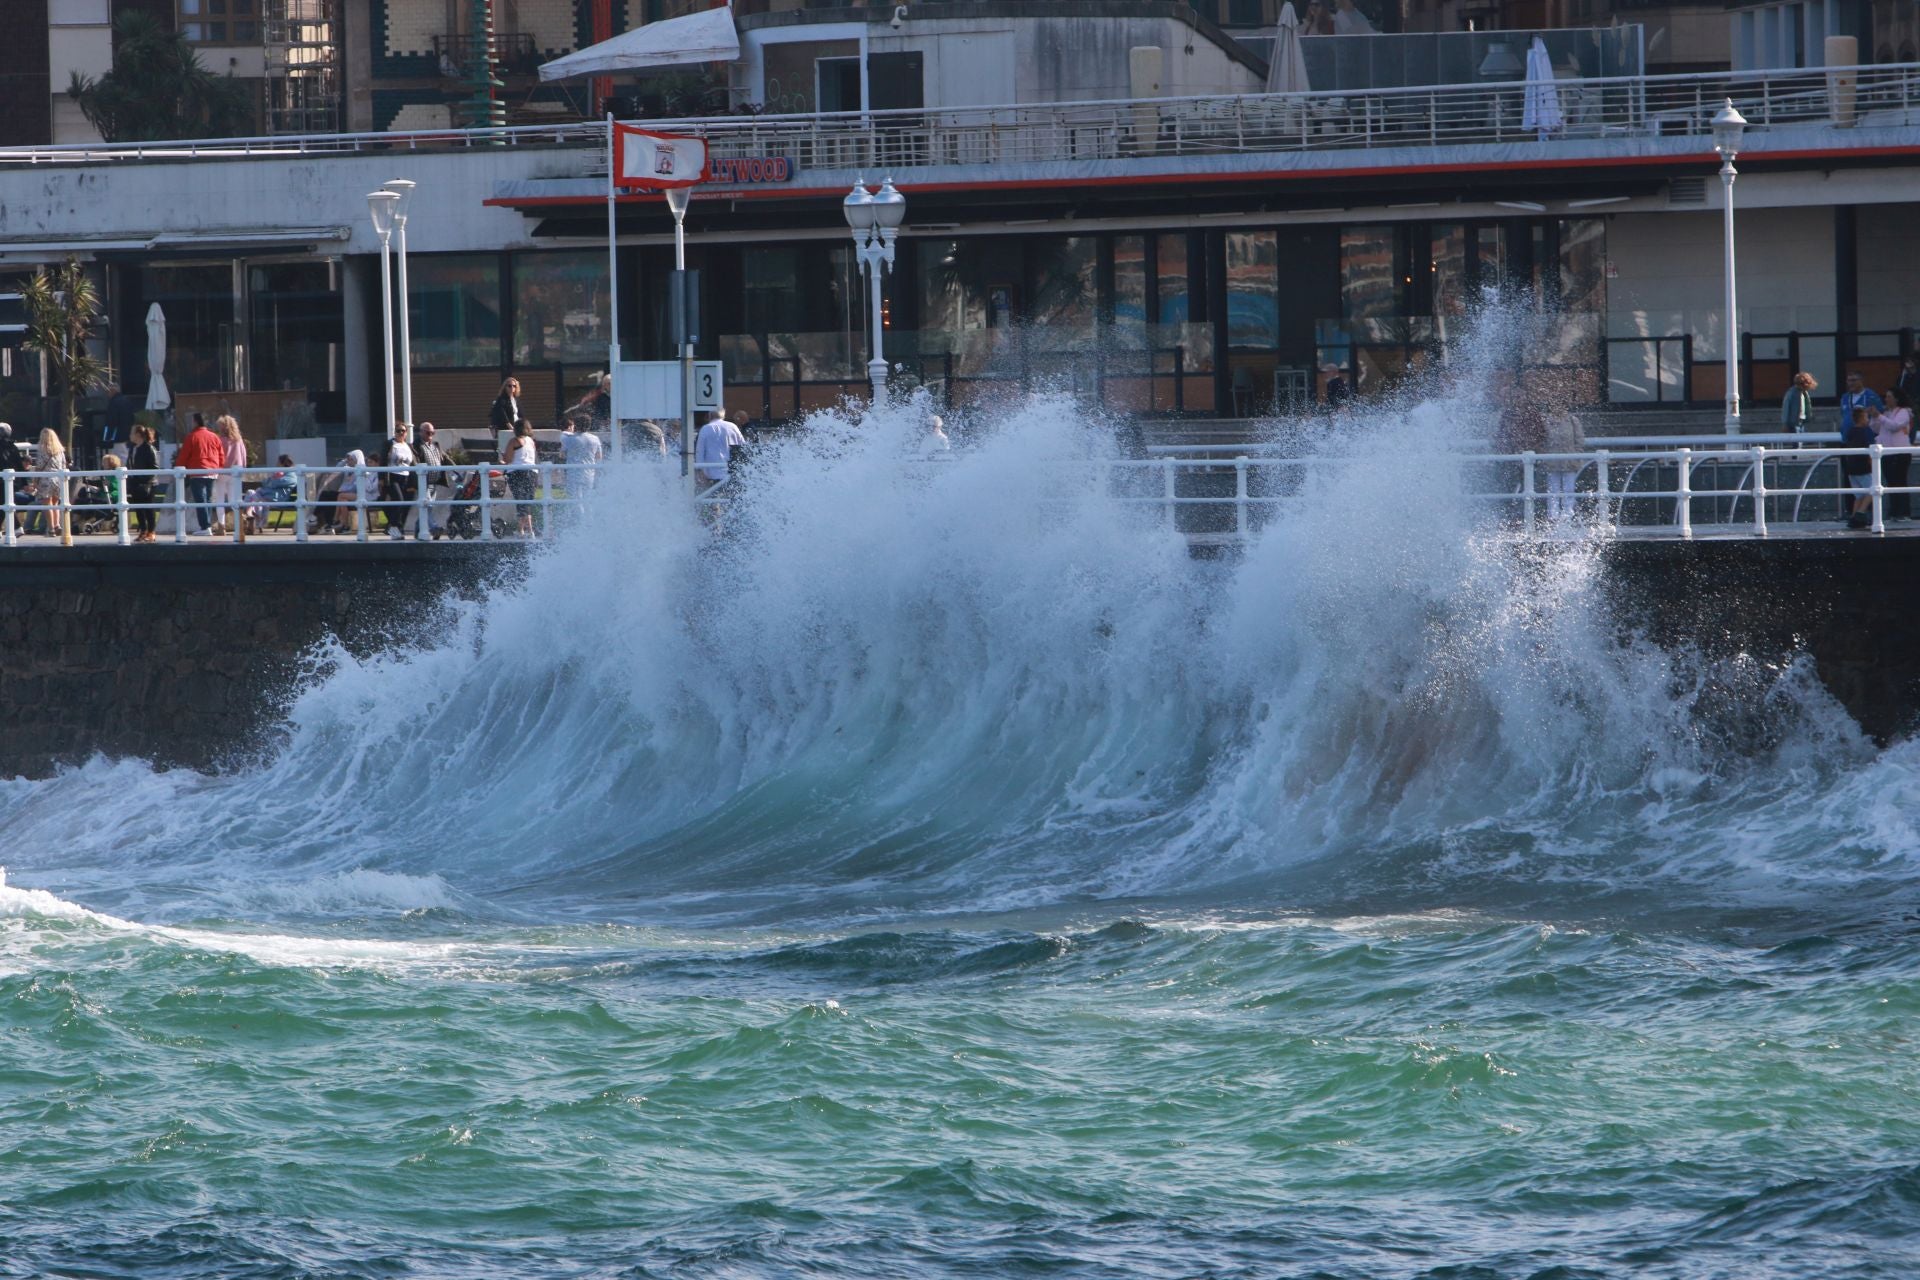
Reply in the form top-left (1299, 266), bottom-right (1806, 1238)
top-left (2, 1), bottom-right (1918, 442)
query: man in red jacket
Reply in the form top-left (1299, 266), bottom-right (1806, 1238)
top-left (174, 412), bottom-right (225, 534)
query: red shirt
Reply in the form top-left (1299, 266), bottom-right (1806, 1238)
top-left (174, 427), bottom-right (225, 471)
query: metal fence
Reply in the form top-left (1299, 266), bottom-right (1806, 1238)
top-left (0, 461), bottom-right (645, 546)
top-left (2, 62), bottom-right (1914, 175)
top-left (3, 442), bottom-right (1910, 549)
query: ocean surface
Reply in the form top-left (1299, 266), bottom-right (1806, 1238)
top-left (3, 385), bottom-right (1918, 1279)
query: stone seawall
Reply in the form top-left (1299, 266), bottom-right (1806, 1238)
top-left (0, 543), bottom-right (526, 779)
top-left (1602, 535), bottom-right (1920, 744)
top-left (0, 533), bottom-right (1913, 781)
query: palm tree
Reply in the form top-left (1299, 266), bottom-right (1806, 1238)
top-left (68, 11), bottom-right (254, 142)
top-left (21, 259), bottom-right (112, 450)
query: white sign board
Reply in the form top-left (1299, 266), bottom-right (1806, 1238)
top-left (613, 360), bottom-right (724, 420)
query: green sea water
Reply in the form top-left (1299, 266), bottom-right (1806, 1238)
top-left (5, 390), bottom-right (1919, 1276)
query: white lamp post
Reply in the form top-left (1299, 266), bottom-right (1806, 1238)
top-left (845, 176), bottom-right (905, 407)
top-left (1712, 98), bottom-right (1747, 433)
top-left (665, 184), bottom-right (695, 492)
top-left (383, 179), bottom-right (416, 427)
top-left (367, 189), bottom-right (400, 435)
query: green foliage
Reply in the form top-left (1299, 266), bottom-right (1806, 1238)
top-left (21, 258), bottom-right (111, 441)
top-left (67, 11), bottom-right (254, 142)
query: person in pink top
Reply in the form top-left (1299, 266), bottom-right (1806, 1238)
top-left (211, 415), bottom-right (248, 536)
top-left (1872, 387), bottom-right (1914, 522)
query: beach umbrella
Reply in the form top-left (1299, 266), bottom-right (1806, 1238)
top-left (1522, 36), bottom-right (1565, 139)
top-left (1266, 3), bottom-right (1312, 97)
top-left (144, 302), bottom-right (170, 412)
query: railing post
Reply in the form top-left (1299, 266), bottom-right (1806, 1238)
top-left (58, 473), bottom-right (71, 546)
top-left (540, 462), bottom-right (554, 538)
top-left (1163, 458), bottom-right (1176, 533)
top-left (354, 465), bottom-right (368, 542)
top-left (1234, 454), bottom-right (1248, 539)
top-left (295, 465), bottom-right (309, 542)
top-left (115, 470), bottom-right (130, 545)
top-left (414, 462), bottom-right (430, 541)
top-left (1676, 447), bottom-right (1693, 538)
top-left (1595, 449), bottom-right (1612, 526)
top-left (173, 466), bottom-right (187, 544)
top-left (1522, 451), bottom-right (1536, 533)
top-left (1753, 445), bottom-right (1770, 536)
top-left (1868, 443), bottom-right (1882, 535)
top-left (2, 472), bottom-right (13, 547)
top-left (232, 465), bottom-right (245, 543)
top-left (479, 464), bottom-right (494, 541)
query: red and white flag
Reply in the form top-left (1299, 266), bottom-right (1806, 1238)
top-left (613, 125), bottom-right (709, 189)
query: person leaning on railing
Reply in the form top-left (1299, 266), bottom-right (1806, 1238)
top-left (1781, 371), bottom-right (1816, 433)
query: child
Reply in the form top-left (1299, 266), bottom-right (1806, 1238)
top-left (1843, 406), bottom-right (1877, 529)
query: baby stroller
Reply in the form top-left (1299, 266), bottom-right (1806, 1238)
top-left (70, 477), bottom-right (118, 535)
top-left (446, 468), bottom-right (512, 540)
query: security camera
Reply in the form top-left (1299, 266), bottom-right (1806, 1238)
top-left (891, 5), bottom-right (908, 28)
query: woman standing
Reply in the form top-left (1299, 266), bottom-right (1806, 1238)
top-left (1874, 387), bottom-right (1914, 521)
top-left (1781, 371), bottom-right (1817, 433)
top-left (127, 423), bottom-right (160, 542)
top-left (503, 420), bottom-right (539, 538)
top-left (211, 415), bottom-right (247, 536)
top-left (33, 428), bottom-right (67, 537)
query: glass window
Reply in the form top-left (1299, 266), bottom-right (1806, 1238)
top-left (1558, 218), bottom-right (1606, 314)
top-left (1341, 225), bottom-right (1400, 322)
top-left (1431, 224), bottom-right (1469, 320)
top-left (1027, 236), bottom-right (1096, 340)
top-left (510, 251), bottom-right (609, 369)
top-left (1225, 229), bottom-right (1277, 350)
top-left (1112, 235), bottom-right (1147, 347)
top-left (140, 264), bottom-right (235, 394)
top-left (1155, 232), bottom-right (1189, 326)
top-left (249, 261), bottom-right (340, 393)
top-left (408, 254), bottom-right (501, 369)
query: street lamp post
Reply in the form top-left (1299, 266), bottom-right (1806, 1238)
top-left (665, 184), bottom-right (695, 494)
top-left (1712, 98), bottom-right (1747, 434)
top-left (844, 176), bottom-right (905, 408)
top-left (383, 179), bottom-right (416, 427)
top-left (366, 190), bottom-right (400, 436)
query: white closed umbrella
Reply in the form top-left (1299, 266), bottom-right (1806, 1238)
top-left (1522, 36), bottom-right (1565, 139)
top-left (1266, 3), bottom-right (1311, 96)
top-left (144, 302), bottom-right (170, 412)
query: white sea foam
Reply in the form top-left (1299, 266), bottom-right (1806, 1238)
top-left (0, 311), bottom-right (1911, 924)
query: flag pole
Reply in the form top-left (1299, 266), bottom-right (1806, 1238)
top-left (606, 112), bottom-right (622, 462)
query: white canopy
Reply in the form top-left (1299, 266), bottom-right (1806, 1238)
top-left (1522, 36), bottom-right (1565, 139)
top-left (144, 302), bottom-right (170, 412)
top-left (539, 5), bottom-right (740, 82)
top-left (1265, 2), bottom-right (1311, 96)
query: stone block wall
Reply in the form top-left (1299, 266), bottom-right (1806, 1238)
top-left (0, 543), bottom-right (525, 779)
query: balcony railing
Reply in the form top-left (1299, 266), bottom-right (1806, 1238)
top-left (0, 62), bottom-right (1914, 173)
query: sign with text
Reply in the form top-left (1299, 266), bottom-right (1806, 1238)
top-left (612, 125), bottom-right (709, 189)
top-left (613, 359), bottom-right (725, 420)
top-left (709, 155), bottom-right (796, 184)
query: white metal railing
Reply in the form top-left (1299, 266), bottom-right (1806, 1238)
top-left (0, 461), bottom-right (623, 546)
top-left (1103, 443), bottom-right (1920, 541)
top-left (0, 445), bottom-right (1910, 548)
top-left (2, 63), bottom-right (1914, 174)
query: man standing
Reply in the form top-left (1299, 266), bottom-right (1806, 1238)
top-left (415, 421), bottom-right (450, 539)
top-left (694, 408), bottom-right (746, 490)
top-left (174, 412), bottom-right (226, 534)
top-left (560, 417), bottom-right (603, 498)
top-left (1838, 371), bottom-right (1883, 438)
